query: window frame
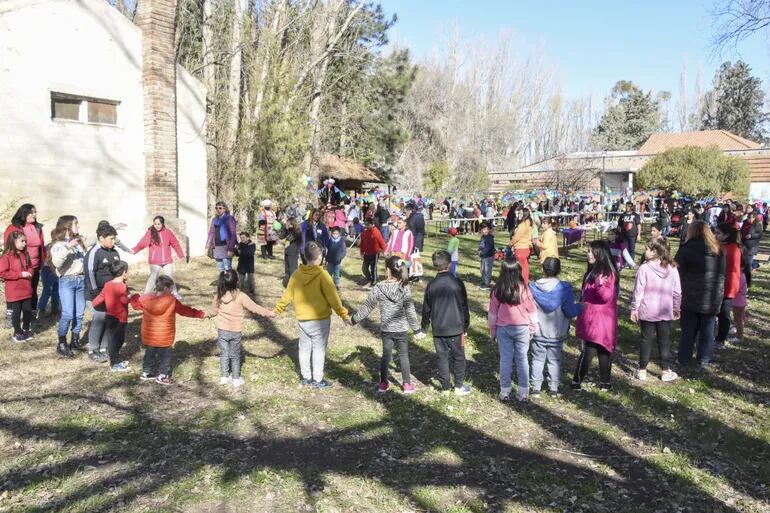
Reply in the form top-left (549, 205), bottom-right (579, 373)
top-left (50, 92), bottom-right (120, 127)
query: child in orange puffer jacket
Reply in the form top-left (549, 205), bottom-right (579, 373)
top-left (130, 275), bottom-right (205, 385)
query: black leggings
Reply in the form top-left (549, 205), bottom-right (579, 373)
top-left (261, 241), bottom-right (274, 258)
top-left (105, 315), bottom-right (126, 366)
top-left (639, 320), bottom-right (671, 369)
top-left (9, 298), bottom-right (33, 335)
top-left (5, 268), bottom-right (39, 322)
top-left (716, 298), bottom-right (733, 343)
top-left (381, 333), bottom-right (411, 384)
top-left (573, 340), bottom-right (612, 385)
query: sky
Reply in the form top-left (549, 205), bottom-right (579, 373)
top-left (380, 0), bottom-right (770, 107)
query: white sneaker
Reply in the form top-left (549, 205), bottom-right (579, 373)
top-left (454, 385), bottom-right (472, 396)
top-left (232, 377), bottom-right (245, 388)
top-left (661, 370), bottom-right (679, 382)
top-left (634, 369), bottom-right (647, 381)
top-left (219, 376), bottom-right (231, 385)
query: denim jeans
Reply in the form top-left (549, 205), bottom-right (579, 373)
top-left (480, 257), bottom-right (494, 287)
top-left (450, 261), bottom-right (458, 276)
top-left (218, 329), bottom-right (243, 379)
top-left (362, 254), bottom-right (379, 285)
top-left (530, 338), bottom-right (563, 392)
top-left (297, 318), bottom-right (331, 382)
top-left (143, 346), bottom-right (172, 376)
top-left (678, 310), bottom-right (717, 366)
top-left (58, 275), bottom-right (85, 337)
top-left (496, 325), bottom-right (530, 399)
top-left (216, 257), bottom-right (232, 272)
top-left (38, 266), bottom-right (60, 313)
top-left (326, 263), bottom-right (341, 288)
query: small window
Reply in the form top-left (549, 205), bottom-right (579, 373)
top-left (52, 98), bottom-right (81, 121)
top-left (88, 101), bottom-right (117, 125)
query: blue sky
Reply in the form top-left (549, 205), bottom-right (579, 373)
top-left (380, 0), bottom-right (770, 104)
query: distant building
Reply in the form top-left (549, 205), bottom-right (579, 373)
top-left (489, 130), bottom-right (770, 199)
top-left (0, 0), bottom-right (208, 255)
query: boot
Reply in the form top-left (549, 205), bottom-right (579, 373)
top-left (70, 333), bottom-right (84, 351)
top-left (56, 336), bottom-right (73, 358)
top-left (4, 309), bottom-right (11, 329)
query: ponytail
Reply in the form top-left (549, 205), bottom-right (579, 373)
top-left (385, 255), bottom-right (410, 287)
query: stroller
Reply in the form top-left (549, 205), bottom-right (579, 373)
top-left (669, 212), bottom-right (683, 237)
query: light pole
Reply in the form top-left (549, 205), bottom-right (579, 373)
top-left (601, 151), bottom-right (607, 206)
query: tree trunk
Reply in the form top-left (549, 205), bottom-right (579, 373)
top-left (223, 0), bottom-right (243, 167)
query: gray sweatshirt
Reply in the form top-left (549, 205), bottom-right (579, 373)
top-left (529, 277), bottom-right (583, 343)
top-left (352, 281), bottom-right (420, 334)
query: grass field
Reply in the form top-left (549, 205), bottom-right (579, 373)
top-left (0, 226), bottom-right (768, 513)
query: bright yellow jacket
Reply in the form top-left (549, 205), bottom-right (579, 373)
top-left (275, 264), bottom-right (350, 321)
top-left (538, 227), bottom-right (559, 262)
top-left (510, 222), bottom-right (533, 250)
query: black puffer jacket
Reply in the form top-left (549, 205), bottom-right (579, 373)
top-left (407, 212), bottom-right (425, 252)
top-left (675, 238), bottom-right (726, 315)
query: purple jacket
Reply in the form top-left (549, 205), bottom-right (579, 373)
top-left (575, 271), bottom-right (617, 352)
top-left (630, 260), bottom-right (681, 322)
top-left (206, 214), bottom-right (238, 252)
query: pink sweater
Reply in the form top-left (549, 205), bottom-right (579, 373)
top-left (630, 260), bottom-right (681, 321)
top-left (133, 228), bottom-right (185, 266)
top-left (487, 287), bottom-right (538, 338)
top-left (386, 229), bottom-right (414, 257)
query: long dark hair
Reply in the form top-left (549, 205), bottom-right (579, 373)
top-left (51, 215), bottom-right (83, 247)
top-left (587, 240), bottom-right (617, 280)
top-left (741, 251), bottom-right (752, 289)
top-left (216, 270), bottom-right (240, 304)
top-left (385, 255), bottom-right (410, 286)
top-left (493, 258), bottom-right (526, 305)
top-left (716, 222), bottom-right (739, 245)
top-left (3, 231), bottom-right (30, 267)
top-left (11, 204), bottom-right (36, 228)
top-left (150, 216), bottom-right (165, 245)
top-left (519, 208), bottom-right (533, 227)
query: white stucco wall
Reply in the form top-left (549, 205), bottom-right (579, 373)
top-left (176, 65), bottom-right (208, 256)
top-left (0, 0), bottom-right (208, 257)
top-left (750, 183), bottom-right (770, 201)
top-left (0, 0), bottom-right (146, 250)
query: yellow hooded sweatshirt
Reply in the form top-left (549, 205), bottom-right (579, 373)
top-left (275, 264), bottom-right (349, 321)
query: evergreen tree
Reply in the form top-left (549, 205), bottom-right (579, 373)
top-left (592, 81), bottom-right (664, 150)
top-left (701, 60), bottom-right (768, 143)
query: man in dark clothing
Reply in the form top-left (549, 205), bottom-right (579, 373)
top-left (618, 202), bottom-right (641, 260)
top-left (84, 224), bottom-right (122, 363)
top-left (405, 204), bottom-right (426, 252)
top-left (422, 250), bottom-right (471, 395)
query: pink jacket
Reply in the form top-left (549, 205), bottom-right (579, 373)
top-left (488, 287), bottom-right (538, 338)
top-left (732, 273), bottom-right (748, 308)
top-left (630, 260), bottom-right (681, 322)
top-left (133, 228), bottom-right (184, 266)
top-left (575, 271), bottom-right (617, 352)
top-left (386, 229), bottom-right (414, 257)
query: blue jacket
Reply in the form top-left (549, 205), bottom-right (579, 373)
top-left (326, 236), bottom-right (347, 265)
top-left (479, 233), bottom-right (496, 258)
top-left (529, 278), bottom-right (583, 342)
top-left (300, 220), bottom-right (330, 256)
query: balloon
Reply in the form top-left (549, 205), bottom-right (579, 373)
top-left (272, 221), bottom-right (282, 231)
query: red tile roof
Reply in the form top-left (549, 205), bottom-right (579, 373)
top-left (638, 130), bottom-right (761, 154)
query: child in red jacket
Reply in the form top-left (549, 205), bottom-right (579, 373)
top-left (0, 231), bottom-right (34, 342)
top-left (92, 261), bottom-right (131, 372)
top-left (360, 218), bottom-right (387, 288)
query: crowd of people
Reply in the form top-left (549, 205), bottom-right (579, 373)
top-left (0, 190), bottom-right (762, 398)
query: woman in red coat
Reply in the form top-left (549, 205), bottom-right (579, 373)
top-left (0, 231), bottom-right (34, 342)
top-left (714, 223), bottom-right (741, 349)
top-left (4, 204), bottom-right (44, 327)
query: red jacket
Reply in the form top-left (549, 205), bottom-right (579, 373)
top-left (360, 227), bottom-right (387, 256)
top-left (0, 252), bottom-right (33, 302)
top-left (722, 242), bottom-right (741, 299)
top-left (130, 293), bottom-right (204, 347)
top-left (132, 228), bottom-right (184, 266)
top-left (92, 281), bottom-right (129, 323)
top-left (4, 224), bottom-right (45, 270)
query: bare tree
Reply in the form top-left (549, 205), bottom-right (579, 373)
top-left (711, 0), bottom-right (770, 53)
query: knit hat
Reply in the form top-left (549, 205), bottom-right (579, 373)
top-left (448, 227), bottom-right (458, 236)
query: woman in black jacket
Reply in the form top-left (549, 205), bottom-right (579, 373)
top-left (741, 211), bottom-right (763, 271)
top-left (675, 220), bottom-right (726, 368)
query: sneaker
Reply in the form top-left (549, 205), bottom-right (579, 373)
top-left (530, 390), bottom-right (541, 400)
top-left (155, 375), bottom-right (174, 385)
top-left (454, 385), bottom-right (472, 396)
top-left (88, 352), bottom-right (102, 362)
top-left (548, 390), bottom-right (561, 398)
top-left (728, 336), bottom-right (740, 344)
top-left (661, 370), bottom-right (679, 382)
top-left (98, 352), bottom-right (110, 363)
top-left (728, 326), bottom-right (737, 336)
top-left (570, 381), bottom-right (582, 390)
top-left (402, 383), bottom-right (417, 394)
top-left (299, 378), bottom-right (312, 387)
top-left (110, 361), bottom-right (130, 372)
top-left (22, 330), bottom-right (33, 341)
top-left (220, 376), bottom-right (232, 385)
top-left (598, 382), bottom-right (613, 391)
top-left (377, 381), bottom-right (390, 393)
top-left (11, 333), bottom-right (26, 343)
top-left (634, 369), bottom-right (648, 381)
top-left (478, 285), bottom-right (491, 291)
top-left (518, 396), bottom-right (529, 404)
top-left (56, 342), bottom-right (73, 358)
top-left (232, 377), bottom-right (245, 388)
top-left (714, 340), bottom-right (725, 351)
top-left (498, 392), bottom-right (510, 402)
top-left (140, 372), bottom-right (156, 381)
top-left (312, 380), bottom-right (334, 389)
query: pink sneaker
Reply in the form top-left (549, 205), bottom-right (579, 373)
top-left (402, 383), bottom-right (417, 394)
top-left (377, 381), bottom-right (390, 393)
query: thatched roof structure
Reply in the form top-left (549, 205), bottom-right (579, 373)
top-left (317, 153), bottom-right (382, 184)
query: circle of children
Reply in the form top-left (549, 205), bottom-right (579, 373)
top-left (0, 191), bottom-right (763, 399)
